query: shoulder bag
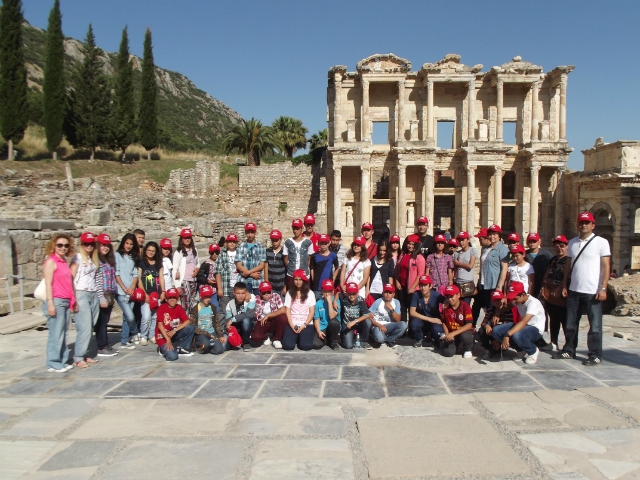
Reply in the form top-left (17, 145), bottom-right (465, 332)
top-left (336, 258), bottom-right (361, 295)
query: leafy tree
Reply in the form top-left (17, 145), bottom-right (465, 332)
top-left (308, 128), bottom-right (328, 150)
top-left (138, 27), bottom-right (158, 160)
top-left (42, 0), bottom-right (64, 158)
top-left (271, 116), bottom-right (308, 158)
top-left (222, 117), bottom-right (282, 166)
top-left (0, 0), bottom-right (28, 160)
top-left (111, 26), bottom-right (136, 162)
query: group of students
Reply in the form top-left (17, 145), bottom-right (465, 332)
top-left (41, 210), bottom-right (610, 371)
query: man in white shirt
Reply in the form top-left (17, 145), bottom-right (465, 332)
top-left (369, 284), bottom-right (406, 348)
top-left (553, 212), bottom-right (611, 366)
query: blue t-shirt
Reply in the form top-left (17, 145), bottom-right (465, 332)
top-left (197, 304), bottom-right (215, 335)
top-left (314, 297), bottom-right (341, 330)
top-left (410, 291), bottom-right (444, 318)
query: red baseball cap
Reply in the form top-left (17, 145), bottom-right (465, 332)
top-left (578, 212), bottom-right (595, 223)
top-left (434, 234), bottom-right (447, 243)
top-left (270, 230), bottom-right (282, 240)
top-left (552, 235), bottom-right (568, 244)
top-left (226, 233), bottom-right (238, 242)
top-left (448, 238), bottom-right (459, 247)
top-left (199, 285), bottom-right (214, 297)
top-left (180, 228), bottom-right (192, 238)
top-left (390, 234), bottom-right (401, 243)
top-left (491, 290), bottom-right (504, 300)
top-left (304, 214), bottom-right (315, 225)
top-left (149, 292), bottom-right (160, 310)
top-left (96, 233), bottom-right (111, 245)
top-left (510, 245), bottom-right (526, 255)
top-left (132, 288), bottom-right (146, 302)
top-left (345, 282), bottom-right (359, 294)
top-left (292, 219), bottom-right (303, 228)
top-left (160, 238), bottom-right (172, 249)
top-left (353, 236), bottom-right (366, 246)
top-left (321, 279), bottom-right (334, 291)
top-left (475, 228), bottom-right (488, 238)
top-left (245, 223), bottom-right (257, 232)
top-left (318, 234), bottom-right (330, 243)
top-left (457, 231), bottom-right (470, 239)
top-left (417, 216), bottom-right (429, 225)
top-left (166, 288), bottom-right (180, 298)
top-left (488, 224), bottom-right (502, 234)
top-left (258, 281), bottom-right (272, 293)
top-left (419, 275), bottom-right (433, 285)
top-left (407, 234), bottom-right (420, 243)
top-left (527, 233), bottom-right (540, 242)
top-left (444, 285), bottom-right (460, 296)
top-left (292, 269), bottom-right (309, 282)
top-left (209, 244), bottom-right (220, 254)
top-left (507, 233), bottom-right (520, 242)
top-left (80, 232), bottom-right (96, 243)
top-left (361, 222), bottom-right (373, 231)
top-left (506, 281), bottom-right (525, 300)
top-left (383, 283), bottom-right (395, 293)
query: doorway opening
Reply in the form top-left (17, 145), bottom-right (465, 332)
top-left (433, 196), bottom-right (455, 238)
top-left (372, 206), bottom-right (390, 243)
top-left (502, 206), bottom-right (516, 235)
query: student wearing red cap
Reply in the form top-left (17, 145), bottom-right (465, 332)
top-left (173, 229), bottom-right (200, 312)
top-left (389, 234), bottom-right (402, 266)
top-left (137, 242), bottom-right (166, 346)
top-left (507, 245), bottom-right (535, 295)
top-left (310, 234), bottom-right (339, 299)
top-left (525, 232), bottom-right (553, 298)
top-left (196, 244), bottom-right (221, 310)
top-left (506, 233), bottom-right (520, 250)
top-left (395, 234), bottom-right (426, 322)
top-left (223, 281), bottom-right (257, 352)
top-left (479, 290), bottom-right (516, 360)
top-left (283, 270), bottom-right (316, 350)
top-left (236, 223), bottom-right (266, 296)
top-left (159, 239), bottom-right (174, 294)
top-left (492, 281), bottom-right (546, 364)
top-left (416, 216), bottom-right (435, 259)
top-left (340, 236), bottom-right (371, 298)
top-left (477, 225), bottom-right (510, 315)
top-left (283, 219), bottom-right (315, 291)
top-left (95, 234), bottom-right (118, 356)
top-left (156, 288), bottom-right (195, 360)
top-left (337, 282), bottom-right (373, 349)
top-left (303, 214), bottom-right (320, 252)
top-left (541, 235), bottom-right (569, 350)
top-left (452, 231), bottom-right (477, 305)
top-left (409, 275), bottom-right (446, 349)
top-left (440, 285), bottom-right (474, 358)
top-left (554, 212), bottom-right (611, 366)
top-left (368, 239), bottom-right (394, 301)
top-left (369, 284), bottom-right (406, 348)
top-left (115, 233), bottom-right (140, 350)
top-left (252, 281), bottom-right (287, 349)
top-left (191, 285), bottom-right (225, 355)
top-left (426, 234), bottom-right (454, 293)
top-left (265, 230), bottom-right (286, 299)
top-left (313, 279), bottom-right (341, 350)
top-left (70, 232), bottom-right (100, 368)
top-left (361, 223), bottom-right (378, 259)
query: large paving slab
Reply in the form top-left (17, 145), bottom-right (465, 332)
top-left (283, 365), bottom-right (340, 380)
top-left (258, 380), bottom-right (322, 398)
top-left (443, 370), bottom-right (542, 394)
top-left (528, 370), bottom-right (605, 390)
top-left (0, 440), bottom-right (57, 480)
top-left (269, 352), bottom-right (353, 365)
top-left (323, 380), bottom-right (385, 399)
top-left (145, 364), bottom-right (234, 379)
top-left (105, 379), bottom-right (205, 398)
top-left (193, 379), bottom-right (263, 399)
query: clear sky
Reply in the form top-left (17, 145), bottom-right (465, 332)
top-left (21, 0), bottom-right (640, 169)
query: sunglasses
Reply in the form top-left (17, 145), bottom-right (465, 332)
top-left (82, 243), bottom-right (95, 247)
top-left (56, 243), bottom-right (70, 248)
top-left (262, 291), bottom-right (272, 295)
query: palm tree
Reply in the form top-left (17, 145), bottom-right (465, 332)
top-left (308, 129), bottom-right (328, 150)
top-left (222, 118), bottom-right (282, 166)
top-left (271, 116), bottom-right (308, 158)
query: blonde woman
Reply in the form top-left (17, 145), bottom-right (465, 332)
top-left (70, 232), bottom-right (100, 368)
top-left (43, 233), bottom-right (77, 373)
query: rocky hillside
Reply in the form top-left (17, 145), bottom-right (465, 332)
top-left (21, 21), bottom-right (243, 153)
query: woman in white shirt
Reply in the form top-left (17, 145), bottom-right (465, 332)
top-left (282, 269), bottom-right (316, 350)
top-left (507, 245), bottom-right (535, 295)
top-left (340, 236), bottom-right (371, 297)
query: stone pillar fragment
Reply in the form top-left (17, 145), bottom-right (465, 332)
top-left (427, 81), bottom-right (434, 141)
top-left (478, 119), bottom-right (489, 141)
top-left (333, 166), bottom-right (342, 232)
top-left (424, 167), bottom-right (434, 236)
top-left (559, 76), bottom-right (567, 141)
top-left (555, 167), bottom-right (566, 236)
top-left (334, 75), bottom-right (342, 143)
top-left (531, 81), bottom-right (540, 141)
top-left (362, 80), bottom-right (370, 142)
top-left (398, 165), bottom-right (407, 237)
top-left (494, 166), bottom-right (502, 226)
top-left (496, 78), bottom-right (504, 141)
top-left (360, 166), bottom-right (370, 226)
top-left (468, 79), bottom-right (476, 141)
top-left (467, 166), bottom-right (476, 232)
top-left (410, 120), bottom-right (419, 141)
top-left (346, 119), bottom-right (357, 142)
top-left (530, 165), bottom-right (540, 235)
top-left (397, 81), bottom-right (405, 142)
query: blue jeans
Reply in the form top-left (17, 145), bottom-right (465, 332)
top-left (372, 321), bottom-right (408, 344)
top-left (140, 302), bottom-right (157, 340)
top-left (116, 294), bottom-right (138, 344)
top-left (492, 322), bottom-right (542, 355)
top-left (563, 290), bottom-right (603, 359)
top-left (43, 298), bottom-right (71, 369)
top-left (409, 317), bottom-right (445, 345)
top-left (74, 291), bottom-right (99, 362)
top-left (232, 317), bottom-right (254, 345)
top-left (282, 323), bottom-right (315, 350)
top-left (195, 334), bottom-right (226, 355)
top-left (341, 318), bottom-right (372, 349)
top-left (159, 324), bottom-right (196, 361)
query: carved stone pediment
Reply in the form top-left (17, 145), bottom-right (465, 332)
top-left (356, 53), bottom-right (411, 73)
top-left (420, 53), bottom-right (483, 74)
top-left (491, 56), bottom-right (543, 75)
top-left (328, 65), bottom-right (347, 79)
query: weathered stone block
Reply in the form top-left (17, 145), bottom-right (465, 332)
top-left (88, 209), bottom-right (111, 226)
top-left (0, 228), bottom-right (13, 279)
top-left (10, 230), bottom-right (35, 265)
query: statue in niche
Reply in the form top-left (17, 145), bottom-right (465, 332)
top-left (345, 206), bottom-right (353, 228)
top-left (407, 204), bottom-right (415, 226)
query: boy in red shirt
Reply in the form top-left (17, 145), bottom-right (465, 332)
top-left (156, 288), bottom-right (195, 361)
top-left (441, 285), bottom-right (474, 358)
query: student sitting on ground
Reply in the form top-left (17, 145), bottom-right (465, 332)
top-left (191, 285), bottom-right (226, 355)
top-left (313, 279), bottom-right (341, 350)
top-left (479, 289), bottom-right (515, 360)
top-left (155, 288), bottom-right (195, 361)
top-left (224, 281), bottom-right (256, 352)
top-left (337, 282), bottom-right (373, 350)
top-left (282, 269), bottom-right (316, 351)
top-left (369, 283), bottom-right (406, 348)
top-left (251, 281), bottom-right (287, 349)
top-left (492, 281), bottom-right (546, 365)
top-left (409, 275), bottom-right (446, 349)
top-left (440, 285), bottom-right (474, 358)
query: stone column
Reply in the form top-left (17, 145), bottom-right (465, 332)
top-left (530, 165), bottom-right (540, 234)
top-left (334, 74), bottom-right (342, 143)
top-left (333, 166), bottom-right (342, 231)
top-left (467, 165), bottom-right (476, 232)
top-left (362, 79), bottom-right (370, 142)
top-left (360, 166), bottom-right (371, 226)
top-left (559, 76), bottom-right (567, 141)
top-left (494, 166), bottom-right (503, 226)
top-left (397, 81), bottom-right (405, 142)
top-left (424, 167), bottom-right (434, 236)
top-left (398, 165), bottom-right (407, 236)
top-left (346, 119), bottom-right (357, 142)
top-left (496, 78), bottom-right (504, 141)
top-left (427, 80), bottom-right (434, 141)
top-left (555, 167), bottom-right (566, 235)
top-left (531, 81), bottom-right (540, 141)
top-left (468, 79), bottom-right (476, 141)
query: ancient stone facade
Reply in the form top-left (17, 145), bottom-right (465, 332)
top-left (164, 160), bottom-right (220, 196)
top-left (326, 53), bottom-right (574, 243)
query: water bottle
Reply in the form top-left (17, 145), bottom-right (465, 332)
top-left (355, 333), bottom-right (361, 349)
top-left (439, 332), bottom-right (446, 340)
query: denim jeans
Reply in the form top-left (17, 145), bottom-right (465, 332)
top-left (232, 317), bottom-right (254, 345)
top-left (409, 317), bottom-right (445, 345)
top-left (492, 322), bottom-right (542, 355)
top-left (563, 290), bottom-right (603, 359)
top-left (282, 323), bottom-right (314, 351)
top-left (43, 298), bottom-right (71, 370)
top-left (74, 290), bottom-right (99, 362)
top-left (159, 324), bottom-right (196, 361)
top-left (116, 294), bottom-right (138, 344)
top-left (140, 302), bottom-right (158, 340)
top-left (341, 318), bottom-right (372, 349)
top-left (195, 333), bottom-right (226, 355)
top-left (371, 321), bottom-right (408, 344)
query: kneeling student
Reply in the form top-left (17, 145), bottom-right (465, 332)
top-left (224, 282), bottom-right (256, 352)
top-left (491, 281), bottom-right (545, 364)
top-left (282, 269), bottom-right (316, 351)
top-left (252, 281), bottom-right (287, 349)
top-left (313, 279), bottom-right (341, 350)
top-left (156, 288), bottom-right (195, 361)
top-left (409, 275), bottom-right (446, 349)
top-left (479, 290), bottom-right (515, 360)
top-left (191, 285), bottom-right (226, 355)
top-left (369, 283), bottom-right (406, 348)
top-left (441, 285), bottom-right (474, 358)
top-left (337, 282), bottom-right (373, 349)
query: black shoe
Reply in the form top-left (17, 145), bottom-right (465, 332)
top-left (360, 341), bottom-right (373, 350)
top-left (329, 343), bottom-right (340, 351)
top-left (97, 346), bottom-right (119, 356)
top-left (414, 340), bottom-right (422, 348)
top-left (177, 347), bottom-right (194, 356)
top-left (243, 344), bottom-right (252, 352)
top-left (582, 356), bottom-right (602, 366)
top-left (552, 351), bottom-right (575, 359)
top-left (535, 339), bottom-right (554, 351)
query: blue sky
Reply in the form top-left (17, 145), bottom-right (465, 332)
top-left (22, 0), bottom-right (640, 169)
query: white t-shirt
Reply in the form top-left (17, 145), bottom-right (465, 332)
top-left (371, 298), bottom-right (401, 325)
top-left (162, 257), bottom-right (174, 290)
top-left (567, 234), bottom-right (611, 294)
top-left (284, 293), bottom-right (317, 326)
top-left (480, 247), bottom-right (492, 285)
top-left (516, 296), bottom-right (546, 334)
top-left (282, 238), bottom-right (315, 270)
top-left (344, 257), bottom-right (371, 297)
top-left (227, 251), bottom-right (239, 288)
top-left (72, 254), bottom-right (96, 291)
top-left (508, 262), bottom-right (535, 293)
top-left (370, 260), bottom-right (384, 294)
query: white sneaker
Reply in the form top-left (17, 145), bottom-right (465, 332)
top-left (524, 348), bottom-right (539, 364)
top-left (48, 367), bottom-right (66, 373)
top-left (263, 337), bottom-right (272, 346)
top-left (463, 351), bottom-right (473, 359)
top-left (63, 364), bottom-right (73, 372)
top-left (140, 337), bottom-right (148, 346)
top-left (131, 335), bottom-right (140, 345)
top-left (272, 340), bottom-right (282, 349)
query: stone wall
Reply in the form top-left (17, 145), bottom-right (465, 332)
top-left (164, 160), bottom-right (220, 197)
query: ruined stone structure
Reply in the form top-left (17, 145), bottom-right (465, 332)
top-left (164, 160), bottom-right (220, 197)
top-left (326, 53), bottom-right (574, 243)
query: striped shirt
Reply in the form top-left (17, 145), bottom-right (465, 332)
top-left (266, 247), bottom-right (286, 290)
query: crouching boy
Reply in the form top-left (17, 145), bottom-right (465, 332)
top-left (224, 281), bottom-right (256, 352)
top-left (337, 282), bottom-right (373, 349)
top-left (313, 279), bottom-right (341, 350)
top-left (479, 290), bottom-right (515, 360)
top-left (369, 283), bottom-right (406, 348)
top-left (251, 281), bottom-right (287, 349)
top-left (156, 288), bottom-right (195, 361)
top-left (441, 285), bottom-right (474, 358)
top-left (191, 285), bottom-right (226, 355)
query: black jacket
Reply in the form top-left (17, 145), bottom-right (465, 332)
top-left (196, 261), bottom-right (216, 287)
top-left (369, 257), bottom-right (395, 287)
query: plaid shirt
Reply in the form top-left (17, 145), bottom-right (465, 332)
top-left (96, 260), bottom-right (117, 303)
top-left (426, 253), bottom-right (454, 291)
top-left (254, 294), bottom-right (284, 322)
top-left (214, 250), bottom-right (233, 295)
top-left (236, 241), bottom-right (267, 289)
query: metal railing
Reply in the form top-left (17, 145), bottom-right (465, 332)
top-left (3, 266), bottom-right (40, 315)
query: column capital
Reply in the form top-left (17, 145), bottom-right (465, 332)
top-left (425, 166), bottom-right (435, 174)
top-left (362, 79), bottom-right (369, 89)
top-left (398, 164), bottom-right (407, 173)
top-left (493, 165), bottom-right (503, 173)
top-left (530, 164), bottom-right (541, 175)
top-left (496, 78), bottom-right (504, 88)
top-left (532, 80), bottom-right (542, 89)
top-left (559, 74), bottom-right (568, 88)
top-left (467, 165), bottom-right (477, 173)
top-left (426, 80), bottom-right (434, 90)
top-left (468, 78), bottom-right (475, 89)
top-left (557, 166), bottom-right (567, 173)
top-left (333, 165), bottom-right (342, 173)
top-left (360, 165), bottom-right (370, 173)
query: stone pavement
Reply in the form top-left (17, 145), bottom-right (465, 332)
top-left (1, 328), bottom-right (640, 479)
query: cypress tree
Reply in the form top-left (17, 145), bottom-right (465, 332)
top-left (42, 0), bottom-right (65, 159)
top-left (0, 0), bottom-right (28, 160)
top-left (138, 27), bottom-right (158, 160)
top-left (112, 26), bottom-right (136, 162)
